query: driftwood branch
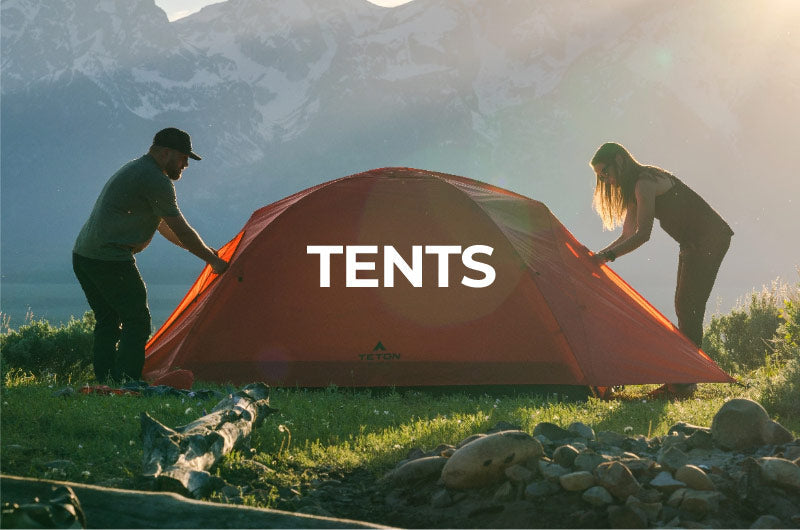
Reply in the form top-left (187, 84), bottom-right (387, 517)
top-left (141, 382), bottom-right (277, 498)
top-left (1, 475), bottom-right (390, 529)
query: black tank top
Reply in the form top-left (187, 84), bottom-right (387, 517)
top-left (654, 175), bottom-right (733, 245)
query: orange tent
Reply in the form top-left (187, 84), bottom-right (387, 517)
top-left (143, 167), bottom-right (734, 388)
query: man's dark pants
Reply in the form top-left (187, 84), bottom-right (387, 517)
top-left (72, 253), bottom-right (151, 382)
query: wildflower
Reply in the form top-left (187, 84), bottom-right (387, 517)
top-left (81, 470), bottom-right (91, 478)
top-left (184, 407), bottom-right (193, 415)
top-left (384, 410), bottom-right (389, 415)
top-left (624, 426), bottom-right (633, 434)
top-left (129, 440), bottom-right (135, 446)
top-left (78, 444), bottom-right (83, 449)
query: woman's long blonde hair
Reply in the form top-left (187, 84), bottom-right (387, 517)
top-left (591, 142), bottom-right (645, 230)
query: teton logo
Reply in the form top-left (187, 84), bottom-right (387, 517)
top-left (359, 341), bottom-right (400, 361)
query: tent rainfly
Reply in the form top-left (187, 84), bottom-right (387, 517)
top-left (143, 167), bottom-right (734, 389)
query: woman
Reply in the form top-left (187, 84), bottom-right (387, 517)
top-left (590, 142), bottom-right (733, 396)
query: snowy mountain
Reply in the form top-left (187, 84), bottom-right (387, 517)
top-left (2, 0), bottom-right (799, 321)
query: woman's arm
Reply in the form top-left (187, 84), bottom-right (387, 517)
top-left (596, 178), bottom-right (657, 262)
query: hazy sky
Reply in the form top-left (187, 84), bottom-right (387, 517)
top-left (155, 0), bottom-right (415, 21)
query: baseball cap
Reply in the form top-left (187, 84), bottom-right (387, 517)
top-left (152, 128), bottom-right (202, 160)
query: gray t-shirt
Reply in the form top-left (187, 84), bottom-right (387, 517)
top-left (73, 155), bottom-right (181, 261)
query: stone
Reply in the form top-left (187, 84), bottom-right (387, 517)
top-left (675, 465), bottom-right (715, 491)
top-left (687, 430), bottom-right (715, 450)
top-left (750, 515), bottom-right (783, 529)
top-left (657, 445), bottom-right (689, 471)
top-left (594, 461), bottom-right (641, 500)
top-left (582, 486), bottom-right (614, 507)
top-left (668, 422), bottom-right (711, 437)
top-left (761, 420), bottom-right (795, 446)
top-left (574, 449), bottom-right (611, 473)
top-left (667, 488), bottom-right (687, 508)
top-left (430, 489), bottom-right (453, 508)
top-left (567, 422), bottom-right (595, 440)
top-left (524, 479), bottom-right (559, 499)
top-left (559, 471), bottom-right (595, 491)
top-left (430, 443), bottom-right (456, 457)
top-left (758, 457), bottom-right (800, 491)
top-left (711, 399), bottom-right (779, 450)
top-left (532, 422), bottom-right (573, 441)
top-left (680, 490), bottom-right (721, 517)
top-left (597, 431), bottom-right (628, 447)
top-left (617, 457), bottom-right (654, 478)
top-left (649, 471), bottom-right (686, 493)
top-left (552, 444), bottom-right (580, 467)
top-left (441, 430), bottom-right (544, 490)
top-left (538, 460), bottom-right (570, 481)
top-left (382, 456), bottom-right (447, 487)
top-left (456, 433), bottom-right (485, 449)
top-left (504, 464), bottom-right (533, 484)
top-left (493, 481), bottom-right (517, 502)
top-left (783, 445), bottom-right (800, 461)
top-left (625, 495), bottom-right (662, 523)
top-left (607, 505), bottom-right (647, 529)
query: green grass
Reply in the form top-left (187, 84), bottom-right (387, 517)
top-left (2, 368), bottom-right (797, 509)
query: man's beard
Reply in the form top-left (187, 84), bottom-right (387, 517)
top-left (167, 168), bottom-right (183, 181)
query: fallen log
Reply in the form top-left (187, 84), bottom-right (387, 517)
top-left (141, 382), bottom-right (277, 498)
top-left (1, 475), bottom-right (391, 529)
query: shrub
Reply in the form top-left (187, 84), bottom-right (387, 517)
top-left (703, 282), bottom-right (786, 372)
top-left (0, 312), bottom-right (95, 377)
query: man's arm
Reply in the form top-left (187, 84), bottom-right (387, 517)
top-left (159, 215), bottom-right (228, 274)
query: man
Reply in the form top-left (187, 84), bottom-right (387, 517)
top-left (73, 128), bottom-right (228, 383)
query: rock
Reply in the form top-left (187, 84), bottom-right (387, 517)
top-left (625, 495), bottom-right (662, 523)
top-left (582, 486), bottom-right (614, 507)
top-left (680, 490), bottom-right (722, 517)
top-left (758, 457), bottom-right (800, 491)
top-left (567, 422), bottom-right (595, 440)
top-left (524, 479), bottom-right (559, 499)
top-left (493, 481), bottom-right (517, 502)
top-left (687, 430), bottom-right (715, 450)
top-left (456, 433), bottom-right (486, 449)
top-left (441, 430), bottom-right (544, 490)
top-left (559, 471), bottom-right (595, 491)
top-left (668, 422), bottom-right (711, 436)
top-left (430, 444), bottom-right (456, 457)
top-left (430, 489), bottom-right (453, 508)
top-left (538, 460), bottom-right (570, 481)
top-left (750, 515), bottom-right (784, 529)
top-left (617, 457), bottom-right (654, 478)
top-left (667, 488), bottom-right (687, 508)
top-left (649, 471), bottom-right (686, 493)
top-left (532, 422), bottom-right (573, 441)
top-left (552, 445), bottom-right (580, 467)
top-left (760, 420), bottom-right (794, 447)
top-left (782, 445), bottom-right (800, 461)
top-left (607, 504), bottom-right (647, 529)
top-left (675, 465), bottom-right (715, 491)
top-left (657, 446), bottom-right (689, 471)
top-left (597, 431), bottom-right (628, 447)
top-left (382, 456), bottom-right (447, 487)
top-left (504, 464), bottom-right (533, 484)
top-left (594, 461), bottom-right (641, 500)
top-left (711, 399), bottom-right (792, 450)
top-left (574, 449), bottom-right (612, 473)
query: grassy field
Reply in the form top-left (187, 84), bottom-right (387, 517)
top-left (1, 280), bottom-right (798, 511)
top-left (1, 367), bottom-right (797, 510)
